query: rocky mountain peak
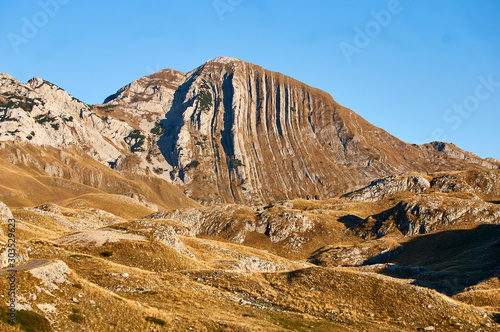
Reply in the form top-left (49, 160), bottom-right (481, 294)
top-left (1, 59), bottom-right (498, 205)
top-left (26, 76), bottom-right (45, 89)
top-left (208, 56), bottom-right (244, 65)
top-left (212, 56), bottom-right (241, 62)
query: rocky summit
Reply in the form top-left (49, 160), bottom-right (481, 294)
top-left (0, 58), bottom-right (499, 331)
top-left (1, 57), bottom-right (498, 206)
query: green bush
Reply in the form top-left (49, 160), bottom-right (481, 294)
top-left (153, 167), bottom-right (164, 174)
top-left (127, 129), bottom-right (146, 152)
top-left (184, 160), bottom-right (200, 170)
top-left (0, 96), bottom-right (37, 113)
top-left (150, 122), bottom-right (165, 136)
top-left (197, 91), bottom-right (213, 112)
top-left (34, 114), bottom-right (56, 125)
top-left (228, 158), bottom-right (245, 169)
top-left (197, 80), bottom-right (213, 112)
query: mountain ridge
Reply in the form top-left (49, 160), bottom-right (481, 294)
top-left (1, 57), bottom-right (498, 206)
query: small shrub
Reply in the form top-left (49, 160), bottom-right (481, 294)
top-left (200, 79), bottom-right (210, 90)
top-left (197, 81), bottom-right (213, 112)
top-left (228, 158), bottom-right (245, 170)
top-left (145, 316), bottom-right (166, 326)
top-left (0, 308), bottom-right (52, 332)
top-left (153, 167), bottom-right (164, 174)
top-left (184, 160), bottom-right (200, 170)
top-left (126, 129), bottom-right (146, 152)
top-left (197, 91), bottom-right (213, 112)
top-left (34, 114), bottom-right (56, 125)
top-left (68, 309), bottom-right (84, 324)
top-left (150, 122), bottom-right (165, 136)
top-left (264, 204), bottom-right (274, 210)
top-left (100, 251), bottom-right (113, 257)
top-left (0, 113), bottom-right (18, 122)
top-left (0, 96), bottom-right (34, 113)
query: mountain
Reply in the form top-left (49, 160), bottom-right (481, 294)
top-left (1, 61), bottom-right (500, 330)
top-left (0, 73), bottom-right (200, 215)
top-left (100, 57), bottom-right (499, 205)
top-left (1, 57), bottom-right (498, 206)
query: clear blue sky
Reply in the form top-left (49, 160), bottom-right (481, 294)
top-left (1, 0), bottom-right (499, 159)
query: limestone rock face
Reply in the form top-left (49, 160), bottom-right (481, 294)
top-left (0, 201), bottom-right (13, 222)
top-left (430, 170), bottom-right (500, 198)
top-left (102, 57), bottom-right (499, 204)
top-left (2, 58), bottom-right (498, 205)
top-left (0, 246), bottom-right (29, 269)
top-left (361, 196), bottom-right (500, 237)
top-left (0, 201), bottom-right (14, 236)
top-left (29, 260), bottom-right (71, 291)
top-left (0, 73), bottom-right (134, 165)
top-left (343, 175), bottom-right (431, 202)
top-left (146, 204), bottom-right (315, 247)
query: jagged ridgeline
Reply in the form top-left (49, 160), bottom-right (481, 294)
top-left (1, 57), bottom-right (499, 206)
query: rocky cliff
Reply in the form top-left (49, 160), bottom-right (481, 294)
top-left (102, 57), bottom-right (498, 204)
top-left (1, 57), bottom-right (498, 205)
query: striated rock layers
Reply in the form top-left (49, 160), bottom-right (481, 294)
top-left (2, 57), bottom-right (498, 205)
top-left (102, 57), bottom-right (498, 204)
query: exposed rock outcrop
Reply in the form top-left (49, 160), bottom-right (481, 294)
top-left (102, 57), bottom-right (495, 204)
top-left (343, 175), bottom-right (431, 202)
top-left (56, 228), bottom-right (146, 246)
top-left (308, 237), bottom-right (402, 267)
top-left (430, 174), bottom-right (476, 194)
top-left (0, 201), bottom-right (13, 236)
top-left (146, 204), bottom-right (315, 246)
top-left (127, 220), bottom-right (195, 258)
top-left (0, 74), bottom-right (133, 165)
top-left (29, 260), bottom-right (71, 291)
top-left (0, 201), bottom-right (13, 222)
top-left (360, 196), bottom-right (500, 238)
top-left (2, 58), bottom-right (498, 206)
top-left (0, 246), bottom-right (29, 269)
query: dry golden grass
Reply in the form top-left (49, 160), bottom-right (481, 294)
top-left (454, 275), bottom-right (500, 312)
top-left (0, 142), bottom-right (200, 215)
top-left (2, 164), bottom-right (500, 331)
top-left (61, 194), bottom-right (154, 220)
top-left (6, 214), bottom-right (493, 332)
